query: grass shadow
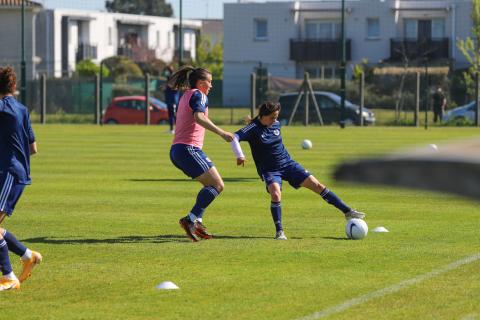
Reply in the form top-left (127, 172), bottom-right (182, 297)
top-left (321, 236), bottom-right (350, 241)
top-left (128, 177), bottom-right (258, 183)
top-left (22, 233), bottom-right (279, 245)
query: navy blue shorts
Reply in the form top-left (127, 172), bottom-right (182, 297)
top-left (261, 161), bottom-right (311, 190)
top-left (0, 171), bottom-right (26, 216)
top-left (170, 144), bottom-right (214, 179)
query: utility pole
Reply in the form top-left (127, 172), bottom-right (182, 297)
top-left (339, 0), bottom-right (346, 128)
top-left (179, 0), bottom-right (184, 65)
top-left (21, 0), bottom-right (26, 104)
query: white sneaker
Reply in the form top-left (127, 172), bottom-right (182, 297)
top-left (274, 230), bottom-right (287, 240)
top-left (170, 129), bottom-right (175, 134)
top-left (345, 209), bottom-right (365, 220)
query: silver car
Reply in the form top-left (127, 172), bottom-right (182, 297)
top-left (443, 101), bottom-right (477, 123)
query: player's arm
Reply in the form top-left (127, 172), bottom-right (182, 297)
top-left (230, 134), bottom-right (245, 166)
top-left (190, 91), bottom-right (233, 142)
top-left (194, 112), bottom-right (233, 142)
top-left (30, 142), bottom-right (37, 155)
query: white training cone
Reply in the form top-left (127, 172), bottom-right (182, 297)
top-left (372, 226), bottom-right (389, 233)
top-left (156, 281), bottom-right (179, 290)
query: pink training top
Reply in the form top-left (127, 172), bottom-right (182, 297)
top-left (172, 88), bottom-right (209, 149)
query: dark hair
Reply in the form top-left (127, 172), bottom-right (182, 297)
top-left (167, 65), bottom-right (211, 90)
top-left (0, 66), bottom-right (17, 95)
top-left (250, 101), bottom-right (281, 123)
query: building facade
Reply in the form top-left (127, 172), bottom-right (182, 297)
top-left (35, 9), bottom-right (201, 77)
top-left (0, 0), bottom-right (42, 80)
top-left (223, 0), bottom-right (473, 106)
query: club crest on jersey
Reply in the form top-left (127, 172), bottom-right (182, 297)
top-left (273, 129), bottom-right (280, 136)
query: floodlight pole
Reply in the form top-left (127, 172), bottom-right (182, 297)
top-left (20, 0), bottom-right (26, 104)
top-left (339, 0), bottom-right (346, 129)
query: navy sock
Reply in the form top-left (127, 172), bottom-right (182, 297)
top-left (190, 186), bottom-right (220, 219)
top-left (320, 188), bottom-right (351, 214)
top-left (3, 230), bottom-right (27, 257)
top-left (270, 201), bottom-right (283, 232)
top-left (0, 239), bottom-right (13, 275)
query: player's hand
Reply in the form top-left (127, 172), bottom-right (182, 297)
top-left (237, 157), bottom-right (245, 167)
top-left (221, 131), bottom-right (234, 142)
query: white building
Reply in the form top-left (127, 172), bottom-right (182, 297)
top-left (0, 0), bottom-right (42, 80)
top-left (35, 9), bottom-right (202, 77)
top-left (223, 0), bottom-right (473, 106)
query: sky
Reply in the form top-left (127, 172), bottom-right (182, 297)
top-left (41, 0), bottom-right (301, 19)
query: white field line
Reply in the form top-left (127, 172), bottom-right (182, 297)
top-left (297, 253), bottom-right (480, 320)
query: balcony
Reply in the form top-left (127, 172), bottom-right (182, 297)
top-left (390, 38), bottom-right (449, 61)
top-left (76, 43), bottom-right (97, 62)
top-left (174, 49), bottom-right (192, 61)
top-left (290, 39), bottom-right (351, 62)
top-left (117, 45), bottom-right (156, 62)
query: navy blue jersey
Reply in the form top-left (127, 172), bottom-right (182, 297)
top-left (0, 96), bottom-right (35, 185)
top-left (164, 85), bottom-right (179, 106)
top-left (189, 90), bottom-right (207, 113)
top-left (235, 119), bottom-right (293, 175)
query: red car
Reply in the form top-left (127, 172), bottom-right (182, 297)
top-left (103, 96), bottom-right (169, 125)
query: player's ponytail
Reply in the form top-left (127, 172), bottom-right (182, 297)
top-left (167, 65), bottom-right (211, 91)
top-left (249, 101), bottom-right (281, 123)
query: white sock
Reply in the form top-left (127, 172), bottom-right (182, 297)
top-left (21, 248), bottom-right (32, 261)
top-left (4, 272), bottom-right (17, 280)
top-left (196, 218), bottom-right (203, 223)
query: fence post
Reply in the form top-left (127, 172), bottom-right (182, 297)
top-left (94, 74), bottom-right (100, 125)
top-left (250, 73), bottom-right (256, 118)
top-left (304, 72), bottom-right (309, 126)
top-left (359, 72), bottom-right (364, 126)
top-left (145, 73), bottom-right (150, 125)
top-left (476, 73), bottom-right (479, 127)
top-left (415, 72), bottom-right (420, 127)
top-left (40, 74), bottom-right (46, 124)
top-left (424, 60), bottom-right (429, 130)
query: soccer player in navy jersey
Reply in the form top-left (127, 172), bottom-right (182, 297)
top-left (0, 66), bottom-right (42, 291)
top-left (230, 101), bottom-right (365, 240)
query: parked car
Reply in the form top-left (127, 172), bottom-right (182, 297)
top-left (103, 96), bottom-right (169, 125)
top-left (443, 101), bottom-right (476, 123)
top-left (278, 91), bottom-right (375, 125)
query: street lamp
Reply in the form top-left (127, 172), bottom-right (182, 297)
top-left (339, 0), bottom-right (346, 129)
top-left (21, 0), bottom-right (26, 104)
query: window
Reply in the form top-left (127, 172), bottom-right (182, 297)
top-left (318, 96), bottom-right (336, 109)
top-left (367, 18), bottom-right (380, 39)
top-left (305, 20), bottom-right (340, 40)
top-left (404, 19), bottom-right (417, 39)
top-left (432, 19), bottom-right (445, 39)
top-left (254, 18), bottom-right (268, 40)
top-left (108, 27), bottom-right (112, 46)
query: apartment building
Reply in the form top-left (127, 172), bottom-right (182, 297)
top-left (35, 9), bottom-right (201, 77)
top-left (0, 0), bottom-right (42, 80)
top-left (223, 0), bottom-right (472, 106)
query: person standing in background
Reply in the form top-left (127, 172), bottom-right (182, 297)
top-left (164, 66), bottom-right (180, 134)
top-left (432, 86), bottom-right (447, 123)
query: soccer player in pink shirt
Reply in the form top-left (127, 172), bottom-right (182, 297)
top-left (168, 66), bottom-right (234, 242)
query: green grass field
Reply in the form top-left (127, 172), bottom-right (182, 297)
top-left (3, 125), bottom-right (480, 320)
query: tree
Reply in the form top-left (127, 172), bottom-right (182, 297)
top-left (75, 59), bottom-right (110, 77)
top-left (105, 0), bottom-right (173, 17)
top-left (103, 56), bottom-right (143, 83)
top-left (194, 37), bottom-right (223, 79)
top-left (457, 0), bottom-right (480, 97)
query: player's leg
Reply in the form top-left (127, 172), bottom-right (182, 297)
top-left (301, 175), bottom-right (365, 220)
top-left (0, 213), bottom-right (19, 291)
top-left (267, 182), bottom-right (286, 240)
top-left (167, 103), bottom-right (175, 132)
top-left (0, 178), bottom-right (42, 284)
top-left (189, 167), bottom-right (224, 239)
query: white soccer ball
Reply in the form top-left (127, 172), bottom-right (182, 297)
top-left (302, 139), bottom-right (313, 149)
top-left (345, 218), bottom-right (368, 240)
top-left (428, 144), bottom-right (438, 151)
